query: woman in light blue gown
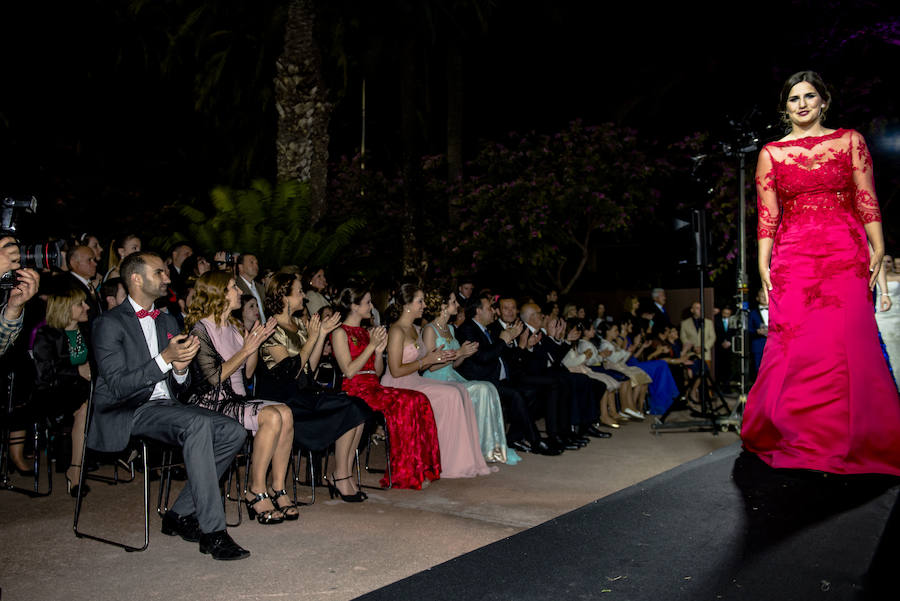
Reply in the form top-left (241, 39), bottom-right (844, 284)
top-left (421, 287), bottom-right (521, 465)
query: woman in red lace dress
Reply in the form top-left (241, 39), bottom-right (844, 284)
top-left (741, 70), bottom-right (900, 476)
top-left (331, 286), bottom-right (441, 489)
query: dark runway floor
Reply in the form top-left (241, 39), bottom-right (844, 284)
top-left (356, 443), bottom-right (900, 601)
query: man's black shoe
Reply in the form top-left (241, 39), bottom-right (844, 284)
top-left (552, 435), bottom-right (579, 450)
top-left (534, 438), bottom-right (565, 455)
top-left (584, 425), bottom-right (612, 439)
top-left (199, 530), bottom-right (250, 561)
top-left (508, 439), bottom-right (533, 454)
top-left (161, 511), bottom-right (201, 542)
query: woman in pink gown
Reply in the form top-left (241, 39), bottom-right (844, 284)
top-left (741, 70), bottom-right (900, 476)
top-left (382, 284), bottom-right (493, 478)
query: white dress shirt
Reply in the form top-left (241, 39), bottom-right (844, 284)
top-left (127, 296), bottom-right (187, 400)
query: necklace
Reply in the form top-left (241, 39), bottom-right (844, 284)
top-left (433, 319), bottom-right (453, 341)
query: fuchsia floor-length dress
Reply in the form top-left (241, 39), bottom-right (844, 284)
top-left (741, 129), bottom-right (900, 476)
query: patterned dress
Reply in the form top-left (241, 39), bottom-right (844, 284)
top-left (339, 325), bottom-right (441, 489)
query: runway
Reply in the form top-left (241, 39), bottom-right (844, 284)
top-left (357, 443), bottom-right (900, 600)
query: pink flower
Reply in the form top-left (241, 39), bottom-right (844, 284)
top-left (167, 333), bottom-right (174, 340)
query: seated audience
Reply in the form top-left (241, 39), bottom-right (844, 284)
top-left (234, 294), bottom-right (260, 333)
top-left (302, 266), bottom-right (331, 316)
top-left (564, 321), bottom-right (624, 429)
top-left (381, 284), bottom-right (492, 478)
top-left (421, 286), bottom-right (520, 465)
top-left (596, 321), bottom-right (650, 418)
top-left (103, 234), bottom-right (141, 281)
top-left (65, 245), bottom-right (102, 321)
top-left (89, 252), bottom-right (249, 559)
top-left (331, 285), bottom-right (441, 490)
top-left (183, 271), bottom-right (296, 524)
top-left (236, 253), bottom-right (266, 323)
top-left (31, 285), bottom-right (92, 496)
top-left (257, 273), bottom-right (371, 502)
top-left (99, 277), bottom-right (127, 311)
top-left (457, 295), bottom-right (559, 456)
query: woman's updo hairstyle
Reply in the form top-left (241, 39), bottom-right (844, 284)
top-left (779, 70), bottom-right (832, 125)
top-left (423, 284), bottom-right (454, 323)
top-left (335, 284), bottom-right (370, 320)
top-left (265, 272), bottom-right (299, 318)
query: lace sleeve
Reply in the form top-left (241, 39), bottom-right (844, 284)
top-left (755, 147), bottom-right (781, 239)
top-left (191, 322), bottom-right (224, 389)
top-left (850, 130), bottom-right (882, 225)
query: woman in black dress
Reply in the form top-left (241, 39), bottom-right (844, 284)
top-left (258, 273), bottom-right (372, 502)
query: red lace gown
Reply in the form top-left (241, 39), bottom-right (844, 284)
top-left (339, 325), bottom-right (441, 489)
top-left (741, 129), bottom-right (900, 476)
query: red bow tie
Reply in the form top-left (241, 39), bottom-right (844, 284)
top-left (136, 308), bottom-right (160, 320)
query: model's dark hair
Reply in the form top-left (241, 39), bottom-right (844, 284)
top-left (336, 284), bottom-right (370, 320)
top-left (265, 272), bottom-right (299, 317)
top-left (120, 251), bottom-right (160, 292)
top-left (779, 70), bottom-right (831, 117)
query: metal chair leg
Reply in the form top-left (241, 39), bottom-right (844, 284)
top-left (74, 440), bottom-right (150, 552)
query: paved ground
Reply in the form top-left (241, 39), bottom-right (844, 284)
top-left (0, 411), bottom-right (739, 601)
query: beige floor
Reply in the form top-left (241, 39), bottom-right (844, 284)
top-left (0, 413), bottom-right (739, 601)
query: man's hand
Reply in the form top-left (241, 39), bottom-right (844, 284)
top-left (161, 334), bottom-right (200, 369)
top-left (0, 236), bottom-right (20, 275)
top-left (5, 268), bottom-right (39, 320)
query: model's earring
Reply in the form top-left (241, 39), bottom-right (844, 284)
top-left (286, 301), bottom-right (292, 314)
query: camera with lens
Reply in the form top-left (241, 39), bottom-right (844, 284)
top-left (1, 196), bottom-right (66, 290)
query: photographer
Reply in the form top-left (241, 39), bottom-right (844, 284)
top-left (0, 236), bottom-right (40, 355)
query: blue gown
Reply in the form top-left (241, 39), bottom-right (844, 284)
top-left (422, 323), bottom-right (521, 465)
top-left (626, 354), bottom-right (680, 415)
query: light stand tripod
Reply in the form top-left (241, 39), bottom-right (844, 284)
top-left (652, 209), bottom-right (730, 434)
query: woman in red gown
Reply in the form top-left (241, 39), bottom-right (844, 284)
top-left (742, 70), bottom-right (900, 476)
top-left (331, 286), bottom-right (441, 489)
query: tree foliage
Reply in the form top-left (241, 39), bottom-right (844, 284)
top-left (164, 179), bottom-right (365, 270)
top-left (429, 120), bottom-right (659, 293)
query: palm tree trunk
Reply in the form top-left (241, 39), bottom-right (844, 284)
top-left (275, 0), bottom-right (330, 221)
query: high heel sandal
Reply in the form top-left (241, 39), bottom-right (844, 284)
top-left (243, 490), bottom-right (284, 524)
top-left (65, 464), bottom-right (90, 498)
top-left (328, 473), bottom-right (365, 503)
top-left (270, 489), bottom-right (300, 521)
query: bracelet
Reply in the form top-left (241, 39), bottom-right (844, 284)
top-left (173, 367), bottom-right (188, 376)
top-left (882, 293), bottom-right (891, 297)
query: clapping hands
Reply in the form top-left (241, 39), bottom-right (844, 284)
top-left (243, 318), bottom-right (277, 353)
top-left (458, 340), bottom-right (479, 358)
top-left (368, 325), bottom-right (388, 353)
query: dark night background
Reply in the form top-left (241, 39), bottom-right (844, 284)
top-left (1, 0), bottom-right (897, 298)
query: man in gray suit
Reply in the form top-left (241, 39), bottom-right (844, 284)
top-left (88, 251), bottom-right (250, 560)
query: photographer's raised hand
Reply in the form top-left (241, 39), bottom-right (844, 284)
top-left (0, 236), bottom-right (21, 275)
top-left (5, 268), bottom-right (39, 320)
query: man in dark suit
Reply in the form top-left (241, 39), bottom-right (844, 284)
top-left (456, 294), bottom-right (560, 455)
top-left (66, 245), bottom-right (102, 322)
top-left (235, 253), bottom-right (266, 322)
top-left (456, 277), bottom-right (474, 309)
top-left (714, 305), bottom-right (736, 392)
top-left (650, 288), bottom-right (672, 329)
top-left (748, 288), bottom-right (769, 374)
top-left (167, 242), bottom-right (193, 299)
top-left (88, 252), bottom-right (249, 560)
